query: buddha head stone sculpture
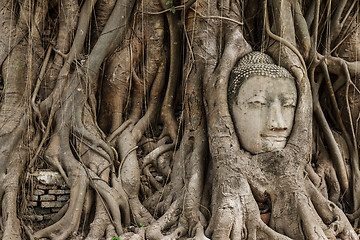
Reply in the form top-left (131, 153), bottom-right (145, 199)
top-left (228, 51), bottom-right (297, 154)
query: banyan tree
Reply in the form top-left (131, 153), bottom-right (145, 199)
top-left (0, 0), bottom-right (360, 239)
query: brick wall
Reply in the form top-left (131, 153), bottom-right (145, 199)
top-left (26, 170), bottom-right (70, 222)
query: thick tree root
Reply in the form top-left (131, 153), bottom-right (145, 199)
top-left (146, 199), bottom-right (182, 240)
top-left (85, 196), bottom-right (112, 240)
top-left (306, 179), bottom-right (358, 239)
top-left (0, 132), bottom-right (29, 240)
top-left (2, 184), bottom-right (21, 240)
top-left (205, 189), bottom-right (292, 240)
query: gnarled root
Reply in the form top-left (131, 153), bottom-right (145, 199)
top-left (2, 171), bottom-right (23, 240)
top-left (205, 179), bottom-right (291, 240)
top-left (306, 179), bottom-right (358, 239)
top-left (146, 199), bottom-right (182, 240)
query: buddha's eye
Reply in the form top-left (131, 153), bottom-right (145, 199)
top-left (247, 95), bottom-right (267, 107)
top-left (248, 100), bottom-right (267, 106)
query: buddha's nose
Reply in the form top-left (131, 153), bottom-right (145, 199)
top-left (268, 99), bottom-right (287, 131)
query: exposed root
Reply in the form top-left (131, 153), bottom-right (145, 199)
top-left (87, 170), bottom-right (126, 234)
top-left (306, 179), bottom-right (358, 239)
top-left (85, 195), bottom-right (112, 240)
top-left (205, 187), bottom-right (292, 240)
top-left (48, 202), bottom-right (69, 225)
top-left (143, 166), bottom-right (163, 191)
top-left (2, 176), bottom-right (22, 240)
top-left (145, 199), bottom-right (182, 240)
top-left (73, 124), bottom-right (114, 162)
top-left (141, 144), bottom-right (174, 170)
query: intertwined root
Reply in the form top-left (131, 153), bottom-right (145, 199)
top-left (1, 133), bottom-right (30, 240)
top-left (306, 180), bottom-right (358, 239)
top-left (203, 174), bottom-right (358, 240)
top-left (205, 193), bottom-right (292, 240)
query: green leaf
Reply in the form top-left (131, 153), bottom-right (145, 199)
top-left (166, 0), bottom-right (172, 5)
top-left (139, 222), bottom-right (145, 227)
top-left (170, 6), bottom-right (176, 13)
top-left (111, 237), bottom-right (120, 240)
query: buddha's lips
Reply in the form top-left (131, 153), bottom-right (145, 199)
top-left (260, 134), bottom-right (287, 142)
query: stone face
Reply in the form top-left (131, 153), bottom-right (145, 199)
top-left (230, 75), bottom-right (296, 154)
top-left (229, 52), bottom-right (297, 154)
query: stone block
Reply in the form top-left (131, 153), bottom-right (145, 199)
top-left (29, 170), bottom-right (66, 186)
top-left (31, 195), bottom-right (38, 201)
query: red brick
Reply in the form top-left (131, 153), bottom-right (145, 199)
top-left (37, 184), bottom-right (57, 190)
top-left (48, 189), bottom-right (70, 195)
top-left (27, 201), bottom-right (38, 207)
top-left (41, 201), bottom-right (65, 208)
top-left (33, 189), bottom-right (45, 195)
top-left (40, 195), bottom-right (56, 201)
